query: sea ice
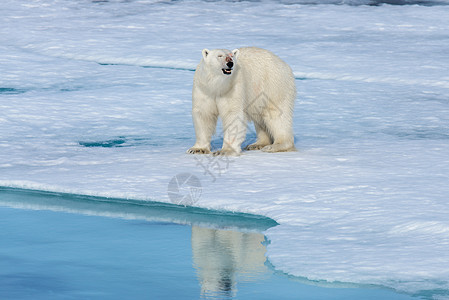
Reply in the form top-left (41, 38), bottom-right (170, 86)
top-left (1, 0), bottom-right (449, 297)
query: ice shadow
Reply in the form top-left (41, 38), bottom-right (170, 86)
top-left (0, 187), bottom-right (277, 232)
top-left (0, 88), bottom-right (27, 95)
top-left (79, 135), bottom-right (191, 148)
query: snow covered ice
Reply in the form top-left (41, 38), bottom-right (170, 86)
top-left (1, 0), bottom-right (449, 298)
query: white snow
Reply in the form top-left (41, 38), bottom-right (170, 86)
top-left (1, 0), bottom-right (449, 297)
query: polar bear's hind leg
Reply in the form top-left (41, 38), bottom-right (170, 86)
top-left (245, 122), bottom-right (272, 150)
top-left (261, 116), bottom-right (295, 153)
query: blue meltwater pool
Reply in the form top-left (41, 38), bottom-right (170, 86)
top-left (0, 188), bottom-right (418, 299)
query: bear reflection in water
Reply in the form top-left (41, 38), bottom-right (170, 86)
top-left (192, 226), bottom-right (267, 298)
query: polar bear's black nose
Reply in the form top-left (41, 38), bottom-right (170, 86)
top-left (226, 61), bottom-right (233, 68)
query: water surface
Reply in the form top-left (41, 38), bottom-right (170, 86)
top-left (0, 188), bottom-right (418, 299)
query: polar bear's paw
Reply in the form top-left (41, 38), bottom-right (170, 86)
top-left (245, 143), bottom-right (269, 151)
top-left (261, 143), bottom-right (296, 153)
top-left (212, 149), bottom-right (240, 156)
top-left (186, 147), bottom-right (211, 154)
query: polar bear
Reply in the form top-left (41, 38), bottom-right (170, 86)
top-left (187, 47), bottom-right (296, 156)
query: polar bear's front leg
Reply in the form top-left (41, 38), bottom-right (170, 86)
top-left (214, 110), bottom-right (246, 156)
top-left (187, 109), bottom-right (218, 155)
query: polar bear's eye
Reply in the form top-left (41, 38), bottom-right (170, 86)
top-left (218, 55), bottom-right (223, 58)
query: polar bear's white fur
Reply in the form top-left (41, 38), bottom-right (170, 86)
top-left (187, 47), bottom-right (296, 155)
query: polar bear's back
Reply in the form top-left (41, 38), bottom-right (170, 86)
top-left (237, 47), bottom-right (296, 113)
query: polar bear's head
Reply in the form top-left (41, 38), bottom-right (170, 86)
top-left (201, 48), bottom-right (240, 76)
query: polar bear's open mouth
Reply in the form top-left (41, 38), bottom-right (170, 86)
top-left (222, 68), bottom-right (232, 75)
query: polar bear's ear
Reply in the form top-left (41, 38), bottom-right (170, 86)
top-left (232, 49), bottom-right (239, 59)
top-left (202, 49), bottom-right (210, 60)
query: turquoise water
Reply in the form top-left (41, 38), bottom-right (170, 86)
top-left (0, 188), bottom-right (418, 299)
